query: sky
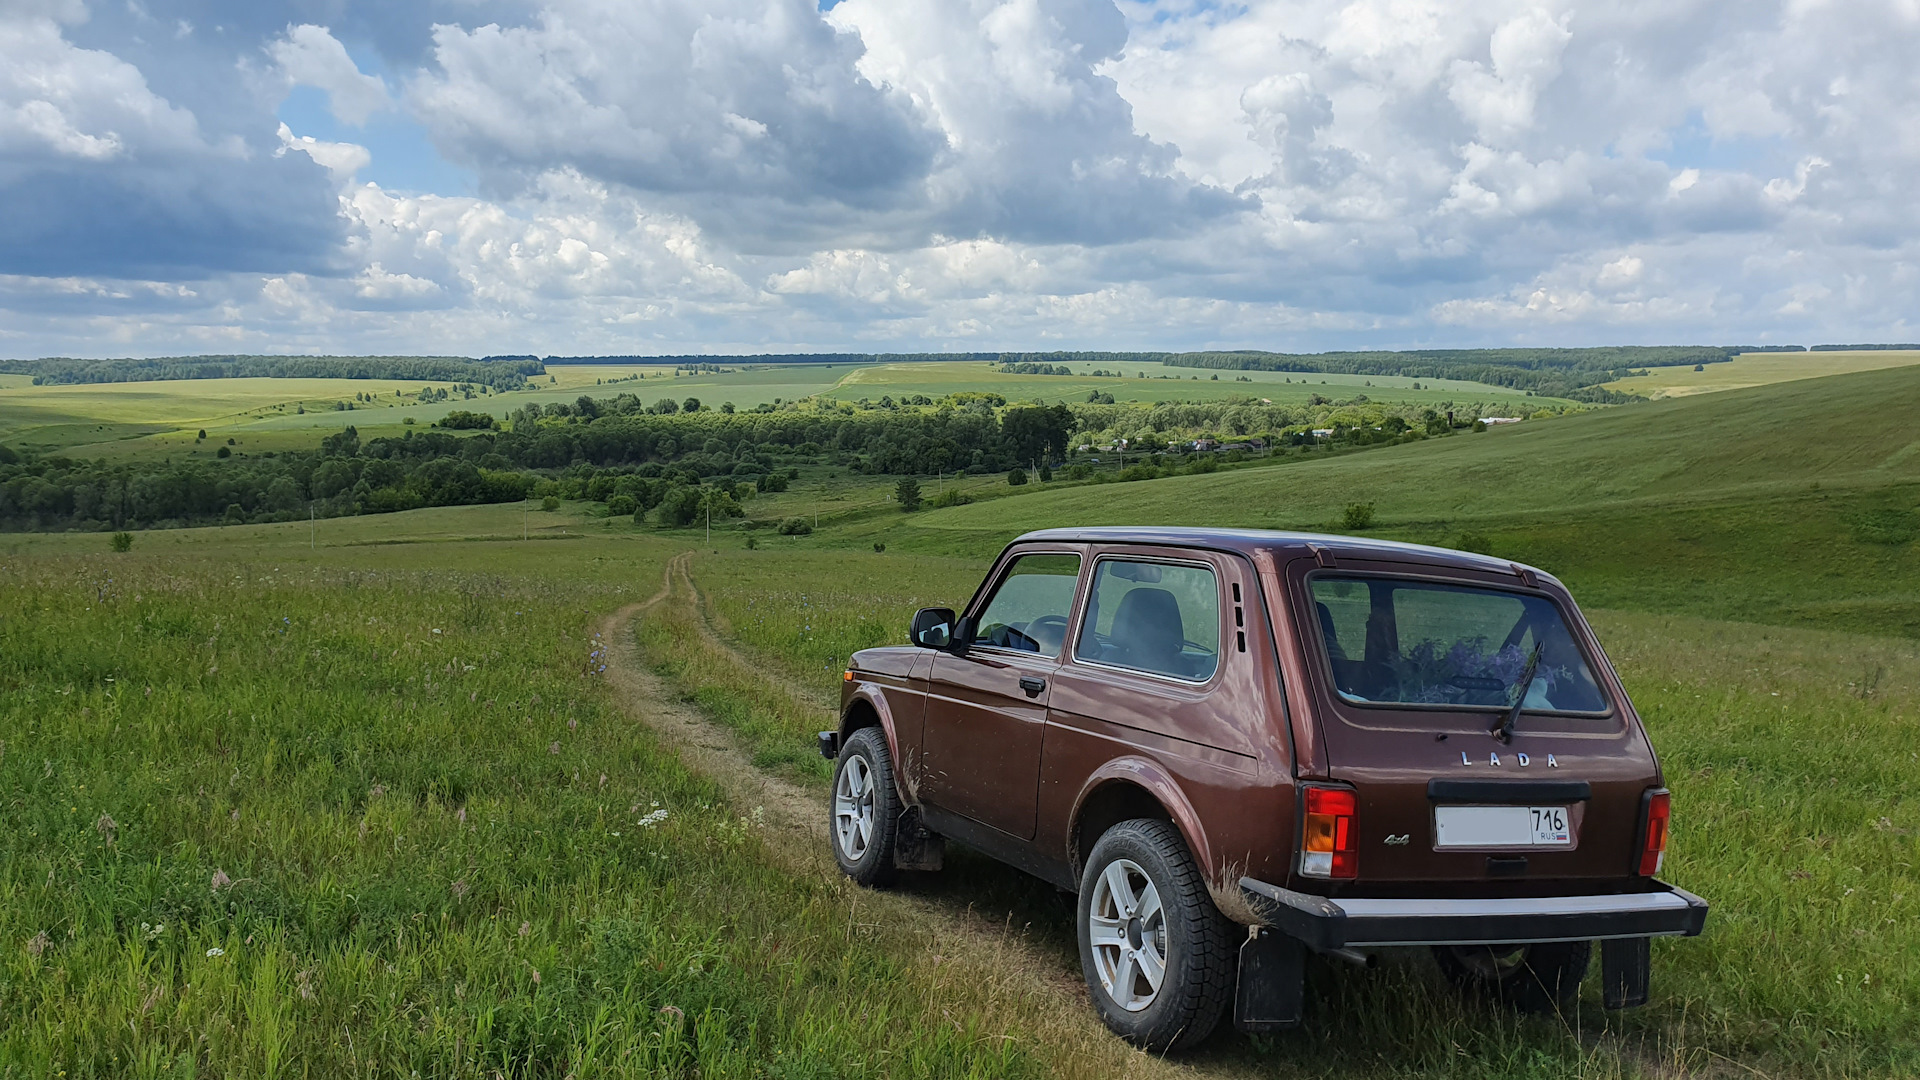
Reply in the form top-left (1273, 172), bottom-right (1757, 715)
top-left (2, 0), bottom-right (1917, 358)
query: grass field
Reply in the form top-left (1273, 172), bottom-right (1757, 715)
top-left (1602, 350), bottom-right (1920, 398)
top-left (6, 360), bottom-right (1920, 1075)
top-left (819, 360), bottom-right (1566, 410)
top-left (2, 357), bottom-right (1568, 461)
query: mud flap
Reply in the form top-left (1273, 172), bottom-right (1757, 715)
top-left (892, 808), bottom-right (945, 871)
top-left (1601, 936), bottom-right (1650, 1009)
top-left (1235, 927), bottom-right (1305, 1032)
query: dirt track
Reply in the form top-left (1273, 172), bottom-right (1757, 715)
top-left (596, 552), bottom-right (1206, 1080)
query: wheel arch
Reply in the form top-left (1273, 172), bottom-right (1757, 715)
top-left (839, 686), bottom-right (913, 803)
top-left (1068, 759), bottom-right (1214, 886)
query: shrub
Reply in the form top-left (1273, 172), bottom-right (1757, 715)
top-left (1471, 419), bottom-right (1487, 432)
top-left (402, 416), bottom-right (415, 425)
top-left (109, 532), bottom-right (133, 553)
top-left (756, 472), bottom-right (789, 493)
top-left (895, 477), bottom-right (922, 511)
top-left (1851, 508), bottom-right (1918, 545)
top-left (607, 494), bottom-right (637, 516)
top-left (216, 446), bottom-right (231, 459)
top-left (745, 535), bottom-right (757, 549)
top-left (1342, 502), bottom-right (1376, 530)
top-left (1007, 469), bottom-right (1027, 486)
top-left (777, 517), bottom-right (812, 536)
top-left (658, 486), bottom-right (703, 527)
top-left (873, 542), bottom-right (886, 553)
top-left (1457, 532), bottom-right (1494, 555)
top-left (440, 410), bottom-right (497, 430)
top-left (1038, 464), bottom-right (1053, 482)
top-left (1187, 455), bottom-right (1219, 474)
top-left (541, 495), bottom-right (561, 512)
top-left (929, 487), bottom-right (971, 508)
top-left (1066, 464), bottom-right (1093, 481)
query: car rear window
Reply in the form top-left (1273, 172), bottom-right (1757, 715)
top-left (1076, 559), bottom-right (1220, 681)
top-left (1309, 575), bottom-right (1608, 713)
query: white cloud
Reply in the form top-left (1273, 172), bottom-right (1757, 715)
top-left (7, 0), bottom-right (1920, 354)
top-left (268, 24), bottom-right (392, 126)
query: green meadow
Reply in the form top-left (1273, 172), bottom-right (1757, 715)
top-left (3, 364), bottom-right (1919, 1076)
top-left (1603, 349), bottom-right (1920, 399)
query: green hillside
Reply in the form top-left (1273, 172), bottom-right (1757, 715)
top-left (866, 365), bottom-right (1920, 635)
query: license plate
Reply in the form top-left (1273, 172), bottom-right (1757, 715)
top-left (1434, 805), bottom-right (1572, 848)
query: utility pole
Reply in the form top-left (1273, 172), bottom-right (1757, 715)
top-left (309, 503), bottom-right (315, 549)
top-left (706, 499), bottom-right (711, 545)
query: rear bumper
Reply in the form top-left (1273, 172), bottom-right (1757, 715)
top-left (1238, 877), bottom-right (1708, 951)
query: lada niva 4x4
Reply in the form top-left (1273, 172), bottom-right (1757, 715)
top-left (821, 528), bottom-right (1707, 1050)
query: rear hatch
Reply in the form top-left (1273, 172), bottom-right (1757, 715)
top-left (1286, 555), bottom-right (1659, 889)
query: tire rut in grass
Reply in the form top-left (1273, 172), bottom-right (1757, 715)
top-left (599, 551), bottom-right (1202, 1080)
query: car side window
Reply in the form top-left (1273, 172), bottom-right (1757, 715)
top-left (1075, 559), bottom-right (1221, 681)
top-left (973, 553), bottom-right (1082, 655)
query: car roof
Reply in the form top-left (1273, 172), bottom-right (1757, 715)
top-left (1009, 526), bottom-right (1555, 584)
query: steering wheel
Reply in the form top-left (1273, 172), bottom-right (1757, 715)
top-left (1026, 614), bottom-right (1070, 650)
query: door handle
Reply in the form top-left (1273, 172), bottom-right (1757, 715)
top-left (1019, 675), bottom-right (1047, 696)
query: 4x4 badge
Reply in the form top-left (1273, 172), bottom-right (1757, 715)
top-left (1383, 834), bottom-right (1411, 845)
top-left (1461, 751), bottom-right (1558, 767)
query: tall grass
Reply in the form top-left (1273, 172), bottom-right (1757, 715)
top-left (0, 552), bottom-right (1037, 1077)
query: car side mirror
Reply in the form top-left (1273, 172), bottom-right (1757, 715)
top-left (910, 607), bottom-right (956, 648)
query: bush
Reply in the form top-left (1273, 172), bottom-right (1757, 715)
top-left (757, 472), bottom-right (789, 493)
top-left (1851, 508), bottom-right (1918, 545)
top-left (109, 532), bottom-right (133, 553)
top-left (929, 486), bottom-right (971, 508)
top-left (607, 494), bottom-right (638, 516)
top-left (895, 477), bottom-right (922, 510)
top-left (658, 486), bottom-right (703, 527)
top-left (777, 517), bottom-right (812, 536)
top-left (745, 535), bottom-right (757, 549)
top-left (1066, 464), bottom-right (1092, 481)
top-left (1342, 502), bottom-right (1376, 530)
top-left (1038, 464), bottom-right (1053, 482)
top-left (402, 416), bottom-right (415, 425)
top-left (1187, 455), bottom-right (1219, 474)
top-left (440, 410), bottom-right (497, 430)
top-left (215, 446), bottom-right (231, 459)
top-left (1457, 532), bottom-right (1494, 555)
top-left (1007, 469), bottom-right (1027, 486)
top-left (873, 542), bottom-right (886, 553)
top-left (541, 495), bottom-right (561, 512)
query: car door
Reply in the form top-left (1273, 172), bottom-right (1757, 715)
top-left (922, 549), bottom-right (1085, 840)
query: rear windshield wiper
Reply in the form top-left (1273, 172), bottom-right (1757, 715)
top-left (1493, 642), bottom-right (1544, 744)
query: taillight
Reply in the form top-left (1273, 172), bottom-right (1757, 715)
top-left (1639, 789), bottom-right (1671, 876)
top-left (1301, 786), bottom-right (1358, 879)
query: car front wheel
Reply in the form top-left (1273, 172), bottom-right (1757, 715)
top-left (830, 726), bottom-right (900, 886)
top-left (1076, 819), bottom-right (1234, 1052)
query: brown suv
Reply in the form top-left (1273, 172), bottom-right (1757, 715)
top-left (821, 527), bottom-right (1707, 1050)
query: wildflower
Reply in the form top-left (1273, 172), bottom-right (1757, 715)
top-left (568, 718), bottom-right (578, 731)
top-left (637, 808), bottom-right (669, 829)
top-left (27, 931), bottom-right (49, 958)
top-left (530, 967), bottom-right (541, 985)
top-left (518, 921), bottom-right (531, 938)
top-left (206, 947), bottom-right (224, 958)
top-left (549, 741), bottom-right (560, 755)
top-left (96, 813), bottom-right (116, 843)
top-left (211, 870), bottom-right (231, 892)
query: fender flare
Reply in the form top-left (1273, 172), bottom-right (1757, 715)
top-left (840, 682), bottom-right (913, 803)
top-left (1068, 756), bottom-right (1213, 881)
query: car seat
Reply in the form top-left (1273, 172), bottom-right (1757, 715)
top-left (1109, 588), bottom-right (1185, 675)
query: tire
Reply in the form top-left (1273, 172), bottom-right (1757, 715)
top-left (830, 727), bottom-right (900, 886)
top-left (1076, 819), bottom-right (1235, 1052)
top-left (1432, 940), bottom-right (1592, 1015)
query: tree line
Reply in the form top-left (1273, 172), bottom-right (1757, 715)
top-left (2, 355), bottom-right (545, 390)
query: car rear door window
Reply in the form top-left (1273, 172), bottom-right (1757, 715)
top-left (1075, 559), bottom-right (1220, 681)
top-left (974, 553), bottom-right (1082, 655)
top-left (1310, 576), bottom-right (1607, 712)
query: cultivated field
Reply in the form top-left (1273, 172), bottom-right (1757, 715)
top-left (3, 362), bottom-right (1918, 1076)
top-left (819, 360), bottom-right (1563, 410)
top-left (1602, 349), bottom-right (1920, 398)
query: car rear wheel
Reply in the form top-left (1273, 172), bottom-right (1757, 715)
top-left (1432, 940), bottom-right (1591, 1014)
top-left (1077, 819), bottom-right (1234, 1051)
top-left (830, 727), bottom-right (899, 886)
